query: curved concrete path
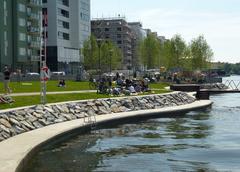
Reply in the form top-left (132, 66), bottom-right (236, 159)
top-left (0, 100), bottom-right (212, 172)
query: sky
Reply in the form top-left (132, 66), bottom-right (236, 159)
top-left (91, 0), bottom-right (240, 63)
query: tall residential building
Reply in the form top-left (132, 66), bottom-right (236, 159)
top-left (91, 17), bottom-right (134, 70)
top-left (43, 0), bottom-right (91, 74)
top-left (0, 0), bottom-right (42, 72)
top-left (128, 22), bottom-right (147, 71)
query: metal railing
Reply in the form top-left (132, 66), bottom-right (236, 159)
top-left (224, 80), bottom-right (240, 90)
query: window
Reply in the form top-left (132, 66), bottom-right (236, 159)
top-left (19, 18), bottom-right (26, 27)
top-left (82, 24), bottom-right (89, 32)
top-left (3, 1), bottom-right (7, 26)
top-left (105, 28), bottom-right (110, 31)
top-left (18, 3), bottom-right (26, 12)
top-left (19, 48), bottom-right (26, 56)
top-left (42, 0), bottom-right (47, 3)
top-left (80, 12), bottom-right (89, 21)
top-left (105, 34), bottom-right (110, 39)
top-left (117, 27), bottom-right (122, 31)
top-left (117, 40), bottom-right (122, 44)
top-left (58, 8), bottom-right (69, 18)
top-left (58, 0), bottom-right (69, 7)
top-left (117, 34), bottom-right (121, 38)
top-left (80, 1), bottom-right (89, 10)
top-left (4, 40), bottom-right (8, 56)
top-left (42, 8), bottom-right (47, 15)
top-left (4, 31), bottom-right (7, 41)
top-left (19, 33), bottom-right (26, 41)
top-left (4, 31), bottom-right (8, 56)
top-left (27, 49), bottom-right (32, 56)
top-left (58, 20), bottom-right (69, 29)
top-left (58, 31), bottom-right (69, 40)
top-left (3, 0), bottom-right (6, 9)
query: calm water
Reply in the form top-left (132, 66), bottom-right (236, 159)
top-left (27, 77), bottom-right (240, 172)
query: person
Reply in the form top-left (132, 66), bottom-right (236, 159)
top-left (3, 66), bottom-right (12, 94)
top-left (0, 95), bottom-right (14, 104)
top-left (58, 79), bottom-right (66, 87)
top-left (16, 69), bottom-right (22, 83)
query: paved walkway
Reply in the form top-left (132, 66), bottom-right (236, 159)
top-left (2, 88), bottom-right (166, 97)
top-left (4, 90), bottom-right (96, 97)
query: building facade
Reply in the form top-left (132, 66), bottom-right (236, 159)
top-left (91, 18), bottom-right (134, 70)
top-left (128, 22), bottom-right (147, 71)
top-left (43, 0), bottom-right (91, 74)
top-left (0, 0), bottom-right (42, 73)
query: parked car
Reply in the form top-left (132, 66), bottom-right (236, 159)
top-left (51, 71), bottom-right (66, 76)
top-left (26, 72), bottom-right (40, 76)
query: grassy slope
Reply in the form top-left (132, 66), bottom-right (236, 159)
top-left (0, 89), bottom-right (170, 110)
top-left (0, 81), bottom-right (169, 93)
top-left (0, 81), bottom-right (91, 93)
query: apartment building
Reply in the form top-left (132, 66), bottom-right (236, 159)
top-left (128, 22), bottom-right (147, 71)
top-left (0, 0), bottom-right (42, 72)
top-left (91, 17), bottom-right (134, 70)
top-left (42, 0), bottom-right (91, 74)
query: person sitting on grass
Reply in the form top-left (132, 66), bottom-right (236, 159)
top-left (0, 95), bottom-right (14, 104)
top-left (58, 79), bottom-right (66, 87)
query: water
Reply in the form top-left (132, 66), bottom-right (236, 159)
top-left (26, 77), bottom-right (240, 172)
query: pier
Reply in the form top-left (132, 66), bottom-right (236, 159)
top-left (170, 80), bottom-right (240, 100)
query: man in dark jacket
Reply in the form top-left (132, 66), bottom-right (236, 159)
top-left (3, 66), bottom-right (12, 94)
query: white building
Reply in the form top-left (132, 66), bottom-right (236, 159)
top-left (42, 0), bottom-right (90, 74)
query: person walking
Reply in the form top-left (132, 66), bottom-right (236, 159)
top-left (3, 66), bottom-right (12, 94)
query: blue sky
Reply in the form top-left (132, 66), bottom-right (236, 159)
top-left (91, 0), bottom-right (240, 63)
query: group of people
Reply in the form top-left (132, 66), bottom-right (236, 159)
top-left (96, 74), bottom-right (151, 96)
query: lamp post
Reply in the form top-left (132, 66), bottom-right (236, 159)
top-left (109, 49), bottom-right (113, 74)
top-left (96, 39), bottom-right (102, 80)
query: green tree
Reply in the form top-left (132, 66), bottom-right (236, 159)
top-left (190, 35), bottom-right (213, 70)
top-left (99, 40), bottom-right (122, 73)
top-left (82, 36), bottom-right (122, 72)
top-left (181, 45), bottom-right (193, 71)
top-left (82, 35), bottom-right (98, 70)
top-left (139, 33), bottom-right (160, 69)
top-left (160, 35), bottom-right (187, 71)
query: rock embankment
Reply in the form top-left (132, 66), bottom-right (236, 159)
top-left (0, 92), bottom-right (195, 142)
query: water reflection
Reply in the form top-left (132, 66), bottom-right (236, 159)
top-left (27, 93), bottom-right (240, 172)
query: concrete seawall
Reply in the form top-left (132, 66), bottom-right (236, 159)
top-left (0, 92), bottom-right (212, 172)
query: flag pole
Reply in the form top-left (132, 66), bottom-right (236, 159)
top-left (40, 8), bottom-right (48, 104)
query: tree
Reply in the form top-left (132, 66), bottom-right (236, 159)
top-left (82, 36), bottom-right (122, 72)
top-left (99, 40), bottom-right (122, 73)
top-left (82, 35), bottom-right (98, 70)
top-left (171, 34), bottom-right (187, 69)
top-left (164, 35), bottom-right (187, 69)
top-left (190, 35), bottom-right (213, 70)
top-left (139, 33), bottom-right (160, 70)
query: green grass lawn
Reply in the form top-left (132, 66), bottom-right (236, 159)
top-left (0, 81), bottom-right (92, 94)
top-left (149, 82), bottom-right (170, 89)
top-left (0, 89), bottom-right (170, 110)
top-left (0, 81), bottom-right (169, 94)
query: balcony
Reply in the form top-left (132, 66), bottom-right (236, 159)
top-left (31, 55), bottom-right (40, 61)
top-left (27, 12), bottom-right (40, 21)
top-left (28, 41), bottom-right (41, 49)
top-left (27, 0), bottom-right (42, 8)
top-left (27, 26), bottom-right (40, 35)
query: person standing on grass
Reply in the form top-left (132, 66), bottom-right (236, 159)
top-left (3, 65), bottom-right (12, 94)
